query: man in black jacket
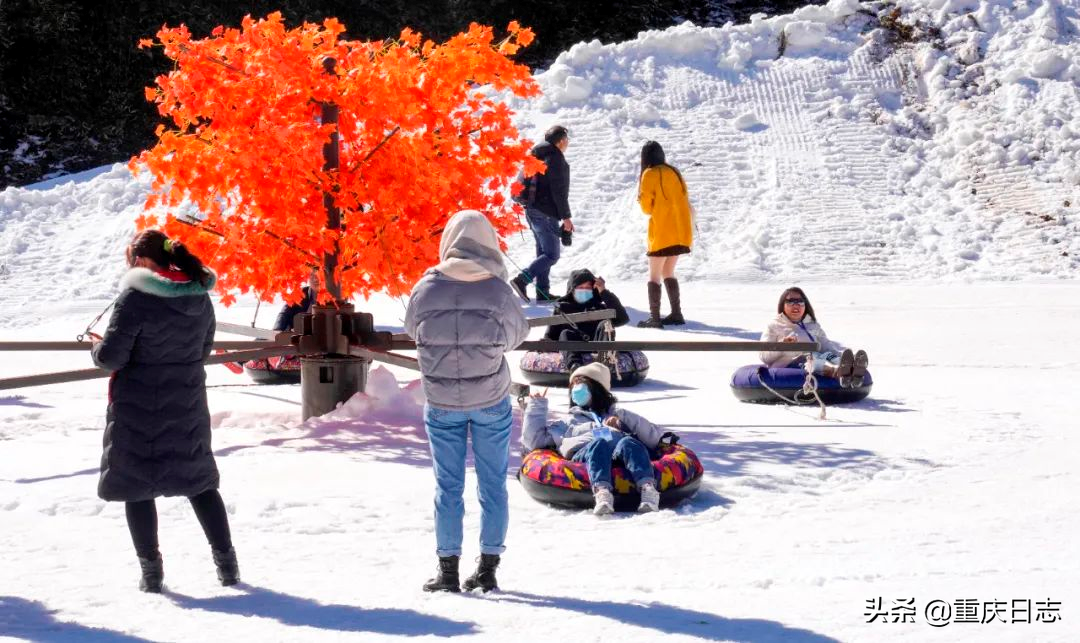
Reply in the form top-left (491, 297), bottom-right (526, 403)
top-left (511, 125), bottom-right (574, 303)
top-left (544, 269), bottom-right (629, 370)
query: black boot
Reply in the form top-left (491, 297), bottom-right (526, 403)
top-left (510, 274), bottom-right (530, 303)
top-left (462, 554), bottom-right (500, 593)
top-left (423, 555), bottom-right (461, 593)
top-left (138, 554), bottom-right (164, 593)
top-left (661, 278), bottom-right (685, 325)
top-left (212, 547), bottom-right (240, 586)
top-left (637, 282), bottom-right (664, 328)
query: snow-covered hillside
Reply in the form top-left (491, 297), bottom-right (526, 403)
top-left (507, 0), bottom-right (1080, 282)
top-left (3, 1), bottom-right (1080, 324)
top-left (2, 2), bottom-right (1079, 642)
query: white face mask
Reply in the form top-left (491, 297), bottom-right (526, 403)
top-left (573, 288), bottom-right (594, 304)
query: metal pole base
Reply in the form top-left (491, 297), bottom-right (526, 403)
top-left (300, 355), bottom-right (371, 421)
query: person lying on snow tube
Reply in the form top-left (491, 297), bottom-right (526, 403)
top-left (244, 271), bottom-right (317, 381)
top-left (544, 269), bottom-right (629, 371)
top-left (521, 363), bottom-right (665, 515)
top-left (273, 269), bottom-right (319, 333)
top-left (760, 286), bottom-right (869, 389)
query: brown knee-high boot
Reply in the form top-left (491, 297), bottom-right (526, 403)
top-left (637, 282), bottom-right (664, 328)
top-left (662, 278), bottom-right (685, 325)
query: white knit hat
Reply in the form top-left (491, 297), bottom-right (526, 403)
top-left (569, 362), bottom-right (611, 393)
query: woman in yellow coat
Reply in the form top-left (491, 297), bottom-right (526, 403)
top-left (637, 141), bottom-right (692, 328)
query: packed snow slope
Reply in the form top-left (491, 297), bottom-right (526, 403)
top-left (505, 0), bottom-right (1080, 282)
top-left (2, 0), bottom-right (1080, 323)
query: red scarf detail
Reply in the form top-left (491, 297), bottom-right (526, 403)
top-left (154, 268), bottom-right (191, 283)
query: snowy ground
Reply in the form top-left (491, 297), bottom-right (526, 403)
top-left (3, 0), bottom-right (1080, 641)
top-left (1, 283), bottom-right (1077, 643)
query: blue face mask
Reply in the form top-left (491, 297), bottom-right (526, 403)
top-left (573, 288), bottom-right (594, 304)
top-left (570, 383), bottom-right (591, 407)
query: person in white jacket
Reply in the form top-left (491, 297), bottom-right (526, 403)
top-left (521, 363), bottom-right (664, 515)
top-left (758, 287), bottom-right (869, 388)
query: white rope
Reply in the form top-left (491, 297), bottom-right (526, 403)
top-left (757, 354), bottom-right (827, 420)
top-left (76, 297), bottom-right (118, 342)
top-left (594, 319), bottom-right (624, 381)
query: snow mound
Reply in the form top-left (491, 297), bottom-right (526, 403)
top-left (316, 366), bottom-right (424, 424)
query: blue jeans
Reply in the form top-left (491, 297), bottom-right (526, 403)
top-left (524, 207), bottom-right (561, 297)
top-left (424, 397), bottom-right (513, 557)
top-left (790, 351), bottom-right (840, 375)
top-left (571, 434), bottom-right (655, 490)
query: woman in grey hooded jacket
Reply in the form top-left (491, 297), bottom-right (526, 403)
top-left (405, 210), bottom-right (530, 593)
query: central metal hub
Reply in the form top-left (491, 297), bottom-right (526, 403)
top-left (284, 305), bottom-right (392, 357)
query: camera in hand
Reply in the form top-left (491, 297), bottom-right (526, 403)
top-left (560, 227), bottom-right (572, 247)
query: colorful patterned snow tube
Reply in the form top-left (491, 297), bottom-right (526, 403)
top-left (519, 350), bottom-right (650, 388)
top-left (518, 443), bottom-right (703, 511)
top-left (730, 364), bottom-right (872, 404)
top-left (244, 355), bottom-right (302, 384)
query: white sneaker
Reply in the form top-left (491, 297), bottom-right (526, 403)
top-left (638, 481), bottom-right (660, 513)
top-left (592, 486), bottom-right (614, 516)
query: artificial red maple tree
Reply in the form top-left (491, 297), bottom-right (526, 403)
top-left (131, 13), bottom-right (543, 305)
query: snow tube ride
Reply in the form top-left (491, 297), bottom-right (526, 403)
top-left (730, 364), bottom-right (872, 404)
top-left (518, 443), bottom-right (702, 511)
top-left (519, 350), bottom-right (650, 388)
top-left (244, 355), bottom-right (302, 384)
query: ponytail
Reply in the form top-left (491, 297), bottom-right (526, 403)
top-left (128, 229), bottom-right (211, 286)
top-left (167, 240), bottom-right (210, 286)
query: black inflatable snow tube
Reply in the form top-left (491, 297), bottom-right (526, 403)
top-left (244, 357), bottom-right (301, 384)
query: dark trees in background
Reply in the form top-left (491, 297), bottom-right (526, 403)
top-left (0, 0), bottom-right (824, 188)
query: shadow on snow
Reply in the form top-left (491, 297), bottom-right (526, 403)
top-left (0, 394), bottom-right (53, 408)
top-left (621, 305), bottom-right (761, 339)
top-left (168, 585), bottom-right (476, 637)
top-left (0, 596), bottom-right (154, 642)
top-left (490, 591), bottom-right (840, 642)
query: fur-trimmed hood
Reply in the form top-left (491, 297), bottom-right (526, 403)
top-left (120, 267), bottom-right (217, 298)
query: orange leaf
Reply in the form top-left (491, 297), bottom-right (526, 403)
top-left (131, 14), bottom-right (538, 305)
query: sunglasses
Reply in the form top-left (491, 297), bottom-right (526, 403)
top-left (784, 298), bottom-right (806, 305)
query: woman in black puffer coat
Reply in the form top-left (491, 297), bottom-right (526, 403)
top-left (91, 229), bottom-right (238, 592)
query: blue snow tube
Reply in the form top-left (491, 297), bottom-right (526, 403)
top-left (730, 364), bottom-right (872, 404)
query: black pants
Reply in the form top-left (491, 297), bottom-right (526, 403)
top-left (125, 489), bottom-right (233, 559)
top-left (559, 328), bottom-right (590, 369)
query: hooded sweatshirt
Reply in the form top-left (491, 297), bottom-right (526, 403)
top-left (430, 210), bottom-right (509, 282)
top-left (405, 210), bottom-right (530, 410)
top-left (543, 269), bottom-right (629, 340)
